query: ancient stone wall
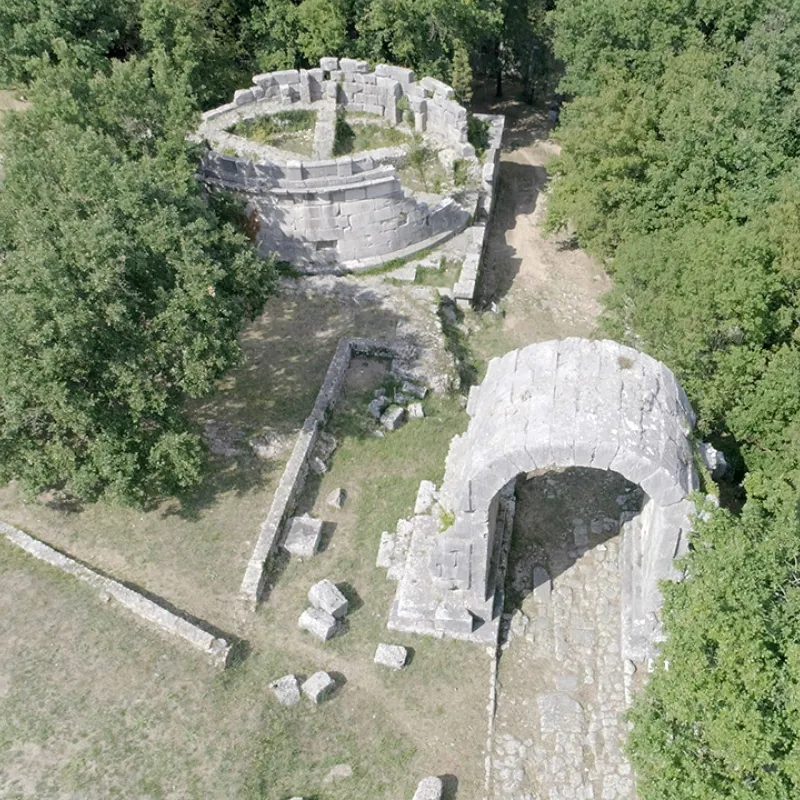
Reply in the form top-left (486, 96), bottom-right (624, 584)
top-left (195, 58), bottom-right (503, 276)
top-left (239, 337), bottom-right (417, 610)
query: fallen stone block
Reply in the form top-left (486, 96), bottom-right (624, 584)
top-left (309, 456), bottom-right (327, 475)
top-left (327, 487), bottom-right (347, 509)
top-left (413, 776), bottom-right (444, 800)
top-left (308, 578), bottom-right (349, 618)
top-left (298, 607), bottom-right (340, 641)
top-left (284, 515), bottom-right (324, 557)
top-left (369, 396), bottom-right (391, 418)
top-left (302, 670), bottom-right (336, 703)
top-left (402, 381), bottom-right (428, 399)
top-left (376, 531), bottom-right (395, 569)
top-left (374, 643), bottom-right (408, 670)
top-left (269, 674), bottom-right (301, 706)
top-left (381, 405), bottom-right (406, 431)
top-left (408, 402), bottom-right (424, 419)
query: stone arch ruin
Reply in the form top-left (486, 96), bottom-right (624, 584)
top-left (194, 57), bottom-right (503, 276)
top-left (385, 338), bottom-right (699, 662)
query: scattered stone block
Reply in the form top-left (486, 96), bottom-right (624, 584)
top-left (308, 578), bottom-right (349, 618)
top-left (402, 381), bottom-right (428, 399)
top-left (315, 431), bottom-right (337, 461)
top-left (309, 456), bottom-right (328, 475)
top-left (413, 776), bottom-right (444, 800)
top-left (284, 514), bottom-right (324, 557)
top-left (408, 402), bottom-right (424, 419)
top-left (298, 607), bottom-right (340, 641)
top-left (394, 392), bottom-right (410, 404)
top-left (376, 531), bottom-right (395, 568)
top-left (302, 670), bottom-right (336, 703)
top-left (369, 396), bottom-right (390, 419)
top-left (374, 643), bottom-right (408, 670)
top-left (323, 764), bottom-right (353, 783)
top-left (381, 405), bottom-right (406, 431)
top-left (269, 674), bottom-right (301, 706)
top-left (327, 487), bottom-right (347, 509)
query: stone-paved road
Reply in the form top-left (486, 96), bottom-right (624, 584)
top-left (490, 469), bottom-right (644, 800)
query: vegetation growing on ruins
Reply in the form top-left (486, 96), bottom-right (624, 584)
top-left (229, 108), bottom-right (317, 155)
top-left (546, 1), bottom-right (800, 796)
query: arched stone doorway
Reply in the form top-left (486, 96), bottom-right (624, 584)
top-left (386, 338), bottom-right (698, 663)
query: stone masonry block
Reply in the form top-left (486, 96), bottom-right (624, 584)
top-left (301, 671), bottom-right (336, 703)
top-left (269, 674), bottom-right (301, 706)
top-left (308, 578), bottom-right (349, 618)
top-left (320, 57), bottom-right (339, 71)
top-left (272, 69), bottom-right (300, 85)
top-left (283, 515), bottom-right (324, 557)
top-left (298, 607), bottom-right (339, 641)
top-left (374, 643), bottom-right (408, 670)
top-left (233, 89), bottom-right (254, 105)
top-left (413, 777), bottom-right (444, 800)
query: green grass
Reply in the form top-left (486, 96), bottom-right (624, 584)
top-left (228, 110), bottom-right (317, 156)
top-left (414, 257), bottom-right (462, 288)
top-left (0, 294), bottom-right (488, 800)
top-left (332, 115), bottom-right (412, 156)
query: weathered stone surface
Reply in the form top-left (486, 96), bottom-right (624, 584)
top-left (402, 381), bottom-right (428, 399)
top-left (308, 578), bottom-right (349, 618)
top-left (414, 480), bottom-right (437, 515)
top-left (380, 405), bottom-right (406, 431)
top-left (284, 514), bottom-right (324, 557)
top-left (323, 764), bottom-right (353, 783)
top-left (413, 776), bottom-right (444, 800)
top-left (369, 396), bottom-right (391, 419)
top-left (302, 670), bottom-right (336, 702)
top-left (388, 338), bottom-right (698, 654)
top-left (374, 643), bottom-right (408, 670)
top-left (698, 441), bottom-right (730, 480)
top-left (326, 487), bottom-right (347, 509)
top-left (298, 607), bottom-right (339, 641)
top-left (269, 674), bottom-right (301, 705)
top-left (408, 402), bottom-right (424, 419)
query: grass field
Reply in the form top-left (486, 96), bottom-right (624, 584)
top-left (0, 290), bottom-right (488, 800)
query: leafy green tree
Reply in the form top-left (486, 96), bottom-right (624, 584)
top-left (451, 40), bottom-right (473, 105)
top-left (296, 0), bottom-right (350, 64)
top-left (628, 502), bottom-right (800, 800)
top-left (0, 59), bottom-right (275, 503)
top-left (247, 0), bottom-right (301, 71)
top-left (0, 0), bottom-right (138, 84)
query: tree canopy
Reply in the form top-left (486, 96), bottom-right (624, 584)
top-left (0, 58), bottom-right (275, 503)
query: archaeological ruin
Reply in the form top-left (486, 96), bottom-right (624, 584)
top-left (194, 57), bottom-right (503, 294)
top-left (382, 338), bottom-right (701, 664)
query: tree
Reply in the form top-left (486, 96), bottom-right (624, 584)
top-left (0, 58), bottom-right (276, 503)
top-left (627, 502), bottom-right (800, 800)
top-left (0, 0), bottom-right (138, 84)
top-left (451, 40), bottom-right (473, 105)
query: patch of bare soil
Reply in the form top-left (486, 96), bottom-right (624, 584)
top-left (470, 90), bottom-right (610, 361)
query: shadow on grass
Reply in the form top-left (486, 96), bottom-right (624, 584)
top-left (441, 774), bottom-right (460, 799)
top-left (337, 581), bottom-right (364, 614)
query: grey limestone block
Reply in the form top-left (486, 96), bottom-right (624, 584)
top-left (381, 405), bottom-right (407, 431)
top-left (408, 402), bottom-right (424, 420)
top-left (284, 514), bottom-right (324, 557)
top-left (272, 69), bottom-right (300, 85)
top-left (402, 381), bottom-right (428, 399)
top-left (302, 670), bottom-right (336, 703)
top-left (369, 396), bottom-right (390, 419)
top-left (326, 487), bottom-right (347, 509)
top-left (414, 480), bottom-right (437, 515)
top-left (374, 643), bottom-right (408, 670)
top-left (308, 578), bottom-right (349, 619)
top-left (413, 776), bottom-right (444, 800)
top-left (269, 674), bottom-right (301, 706)
top-left (233, 88), bottom-right (254, 105)
top-left (298, 607), bottom-right (340, 641)
top-left (376, 531), bottom-right (396, 569)
top-left (320, 56), bottom-right (339, 71)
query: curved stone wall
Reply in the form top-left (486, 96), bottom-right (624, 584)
top-left (387, 339), bottom-right (700, 661)
top-left (195, 58), bottom-right (503, 271)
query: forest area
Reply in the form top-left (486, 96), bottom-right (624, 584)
top-left (1, 1), bottom-right (799, 799)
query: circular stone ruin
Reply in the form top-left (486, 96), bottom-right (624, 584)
top-left (194, 57), bottom-right (503, 271)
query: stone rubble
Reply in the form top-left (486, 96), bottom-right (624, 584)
top-left (308, 578), bottom-right (349, 619)
top-left (408, 402), bottom-right (425, 419)
top-left (381, 405), bottom-right (406, 431)
top-left (374, 643), bottom-right (408, 670)
top-left (269, 674), bottom-right (301, 706)
top-left (283, 514), bottom-right (324, 557)
top-left (301, 671), bottom-right (336, 703)
top-left (326, 487), bottom-right (347, 509)
top-left (298, 607), bottom-right (340, 641)
top-left (413, 776), bottom-right (444, 800)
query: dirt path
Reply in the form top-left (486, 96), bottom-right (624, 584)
top-left (470, 96), bottom-right (610, 362)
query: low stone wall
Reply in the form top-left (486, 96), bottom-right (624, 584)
top-left (239, 337), bottom-right (415, 611)
top-left (1, 522), bottom-right (233, 668)
top-left (196, 58), bottom-right (501, 271)
top-left (453, 114), bottom-right (505, 307)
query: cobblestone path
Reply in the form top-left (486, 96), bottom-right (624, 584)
top-left (490, 468), bottom-right (644, 800)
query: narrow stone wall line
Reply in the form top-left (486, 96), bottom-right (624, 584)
top-left (239, 336), bottom-right (412, 611)
top-left (1, 522), bottom-right (233, 668)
